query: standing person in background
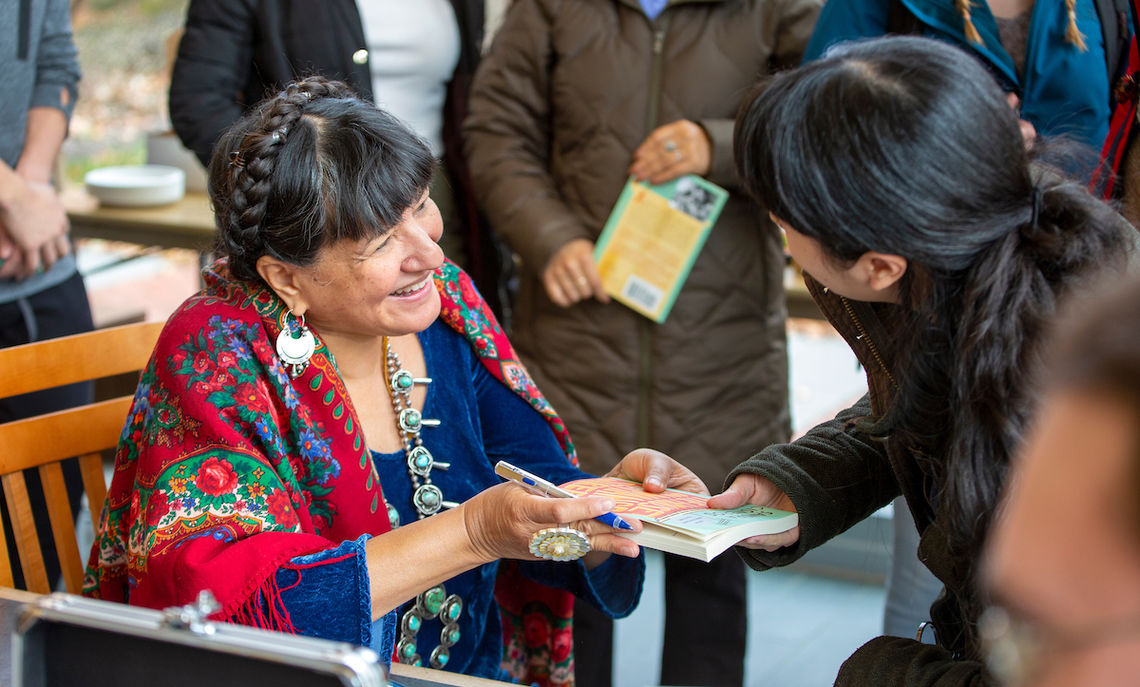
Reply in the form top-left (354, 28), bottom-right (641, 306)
top-left (464, 1), bottom-right (821, 685)
top-left (167, 0), bottom-right (509, 318)
top-left (0, 0), bottom-right (92, 588)
top-left (804, 0), bottom-right (1124, 152)
top-left (802, 0), bottom-right (1126, 642)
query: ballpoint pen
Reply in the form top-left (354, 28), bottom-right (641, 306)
top-left (494, 460), bottom-right (634, 531)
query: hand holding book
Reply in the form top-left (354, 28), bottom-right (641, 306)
top-left (559, 476), bottom-right (798, 562)
top-left (707, 473), bottom-right (801, 553)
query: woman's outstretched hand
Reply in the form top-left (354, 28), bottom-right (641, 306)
top-left (461, 482), bottom-right (642, 564)
top-left (707, 473), bottom-right (800, 551)
top-left (608, 448), bottom-right (708, 495)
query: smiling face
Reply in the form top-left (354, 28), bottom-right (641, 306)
top-left (263, 190), bottom-right (445, 340)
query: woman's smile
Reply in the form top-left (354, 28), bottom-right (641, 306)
top-left (390, 275), bottom-right (433, 298)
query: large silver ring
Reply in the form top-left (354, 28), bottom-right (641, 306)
top-left (529, 527), bottom-right (590, 562)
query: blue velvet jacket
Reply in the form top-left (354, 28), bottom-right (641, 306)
top-left (804, 0), bottom-right (1114, 149)
top-left (273, 320), bottom-right (645, 680)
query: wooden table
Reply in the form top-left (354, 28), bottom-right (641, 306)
top-left (62, 189), bottom-right (215, 252)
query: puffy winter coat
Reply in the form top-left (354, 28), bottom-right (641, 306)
top-left (465, 0), bottom-right (820, 487)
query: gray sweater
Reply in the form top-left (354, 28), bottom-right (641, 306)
top-left (1, 0), bottom-right (81, 304)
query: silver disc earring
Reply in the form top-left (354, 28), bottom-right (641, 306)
top-left (276, 309), bottom-right (315, 378)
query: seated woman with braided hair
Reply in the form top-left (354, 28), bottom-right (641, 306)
top-left (83, 77), bottom-right (687, 683)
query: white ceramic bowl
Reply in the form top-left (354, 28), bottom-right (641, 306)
top-left (85, 164), bottom-right (186, 207)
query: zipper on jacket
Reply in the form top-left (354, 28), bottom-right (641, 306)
top-left (644, 14), bottom-right (671, 131)
top-left (636, 14), bottom-right (672, 447)
top-left (839, 296), bottom-right (898, 389)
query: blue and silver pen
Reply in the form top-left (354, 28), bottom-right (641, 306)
top-left (494, 460), bottom-right (634, 531)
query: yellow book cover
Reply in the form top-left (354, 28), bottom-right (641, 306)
top-left (594, 175), bottom-right (728, 323)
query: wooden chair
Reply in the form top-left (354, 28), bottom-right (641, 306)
top-left (0, 321), bottom-right (163, 594)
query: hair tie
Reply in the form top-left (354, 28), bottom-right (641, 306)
top-left (1030, 186), bottom-right (1043, 230)
top-left (228, 151), bottom-right (245, 169)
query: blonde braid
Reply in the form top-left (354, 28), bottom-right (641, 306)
top-left (956, 0), bottom-right (983, 43)
top-left (1064, 0), bottom-right (1089, 51)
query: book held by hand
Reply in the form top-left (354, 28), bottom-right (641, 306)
top-left (559, 476), bottom-right (797, 562)
top-left (593, 175), bottom-right (728, 323)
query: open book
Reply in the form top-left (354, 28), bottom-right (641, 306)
top-left (559, 477), bottom-right (797, 562)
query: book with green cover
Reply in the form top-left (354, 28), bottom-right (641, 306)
top-left (593, 175), bottom-right (728, 323)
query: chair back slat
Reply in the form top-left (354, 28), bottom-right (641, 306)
top-left (0, 321), bottom-right (161, 594)
top-left (0, 398), bottom-right (134, 473)
top-left (0, 321), bottom-right (163, 398)
top-left (0, 506), bottom-right (14, 589)
top-left (78, 453), bottom-right (108, 540)
top-left (2, 472), bottom-right (50, 593)
top-left (40, 462), bottom-right (85, 594)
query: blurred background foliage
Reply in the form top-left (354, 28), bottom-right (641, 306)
top-left (65, 0), bottom-right (190, 184)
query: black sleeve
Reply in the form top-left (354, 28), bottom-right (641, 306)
top-left (726, 393), bottom-right (901, 570)
top-left (169, 0), bottom-right (257, 167)
top-left (835, 636), bottom-right (992, 686)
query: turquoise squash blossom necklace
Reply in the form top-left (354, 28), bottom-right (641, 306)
top-left (382, 337), bottom-right (462, 670)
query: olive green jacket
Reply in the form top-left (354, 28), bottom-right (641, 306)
top-left (730, 208), bottom-right (1140, 686)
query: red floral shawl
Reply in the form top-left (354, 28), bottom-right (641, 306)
top-left (83, 260), bottom-right (579, 685)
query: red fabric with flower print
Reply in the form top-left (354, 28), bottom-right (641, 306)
top-left (82, 259), bottom-right (579, 685)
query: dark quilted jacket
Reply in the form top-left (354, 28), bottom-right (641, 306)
top-left (464, 0), bottom-right (820, 487)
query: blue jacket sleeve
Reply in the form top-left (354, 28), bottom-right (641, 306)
top-left (471, 359), bottom-right (646, 618)
top-left (803, 0), bottom-right (891, 61)
top-left (272, 536), bottom-right (399, 662)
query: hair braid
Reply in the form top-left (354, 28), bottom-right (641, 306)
top-left (211, 77), bottom-right (358, 281)
top-left (956, 0), bottom-right (983, 44)
top-left (1064, 0), bottom-right (1089, 50)
top-left (206, 76), bottom-right (436, 284)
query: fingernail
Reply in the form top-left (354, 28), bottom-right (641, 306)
top-left (645, 476), bottom-right (662, 489)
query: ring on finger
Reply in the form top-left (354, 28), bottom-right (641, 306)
top-left (529, 527), bottom-right (590, 561)
top-left (663, 139), bottom-right (678, 153)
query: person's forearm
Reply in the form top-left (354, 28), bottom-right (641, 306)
top-left (16, 106), bottom-right (68, 184)
top-left (364, 503), bottom-right (489, 619)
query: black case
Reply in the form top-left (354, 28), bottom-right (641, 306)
top-left (12, 592), bottom-right (386, 687)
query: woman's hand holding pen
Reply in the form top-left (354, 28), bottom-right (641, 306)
top-left (460, 482), bottom-right (642, 567)
top-left (707, 474), bottom-right (800, 551)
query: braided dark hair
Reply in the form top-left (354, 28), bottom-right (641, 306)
top-left (207, 77), bottom-right (436, 283)
top-left (735, 36), bottom-right (1130, 656)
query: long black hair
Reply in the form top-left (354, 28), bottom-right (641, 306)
top-left (207, 77), bottom-right (436, 283)
top-left (735, 36), bottom-right (1129, 643)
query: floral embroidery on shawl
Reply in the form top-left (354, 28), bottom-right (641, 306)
top-left (84, 259), bottom-right (579, 686)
